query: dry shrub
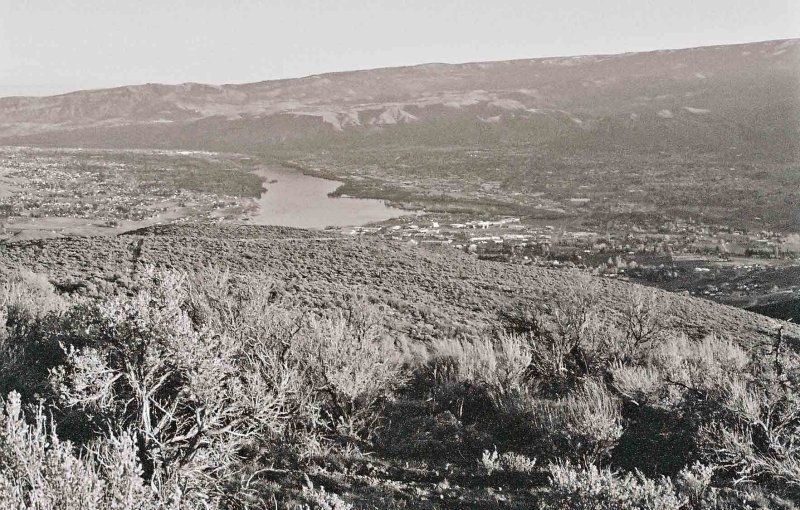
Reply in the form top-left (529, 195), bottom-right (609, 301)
top-left (185, 270), bottom-right (405, 444)
top-left (0, 269), bottom-right (66, 319)
top-left (700, 362), bottom-right (800, 496)
top-left (0, 391), bottom-right (159, 510)
top-left (0, 266), bottom-right (407, 506)
top-left (674, 462), bottom-right (717, 508)
top-left (417, 285), bottom-right (628, 467)
top-left (531, 378), bottom-right (624, 465)
top-left (0, 271), bottom-right (87, 403)
top-left (0, 270), bottom-right (67, 388)
top-left (608, 328), bottom-right (800, 500)
top-left (710, 417), bottom-right (800, 488)
top-left (47, 269), bottom-right (296, 505)
top-left (412, 333), bottom-right (539, 440)
top-left (426, 332), bottom-right (533, 399)
top-left (620, 286), bottom-right (670, 353)
top-left (610, 364), bottom-right (663, 405)
top-left (5, 263), bottom-right (798, 506)
top-left (501, 276), bottom-right (606, 386)
top-left (652, 333), bottom-right (752, 399)
top-left (299, 481), bottom-right (353, 510)
top-left (183, 266), bottom-right (288, 343)
top-left (608, 333), bottom-right (753, 411)
top-left (598, 296), bottom-right (668, 369)
top-left (608, 333), bottom-right (756, 478)
top-left (298, 299), bottom-right (405, 441)
top-left (481, 448), bottom-right (537, 475)
top-left (541, 461), bottom-right (683, 510)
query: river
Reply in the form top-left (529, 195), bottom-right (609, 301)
top-left (246, 166), bottom-right (403, 228)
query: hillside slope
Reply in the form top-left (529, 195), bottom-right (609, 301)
top-left (4, 224), bottom-right (800, 507)
top-left (0, 224), bottom-right (794, 346)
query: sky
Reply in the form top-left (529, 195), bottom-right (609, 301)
top-left (1, 0), bottom-right (798, 97)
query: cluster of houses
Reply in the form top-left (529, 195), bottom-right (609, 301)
top-left (346, 215), bottom-right (796, 264)
top-left (0, 149), bottom-right (241, 227)
top-left (340, 214), bottom-right (799, 310)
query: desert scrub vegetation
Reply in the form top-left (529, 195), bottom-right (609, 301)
top-left (1, 267), bottom-right (799, 508)
top-left (0, 267), bottom-right (404, 508)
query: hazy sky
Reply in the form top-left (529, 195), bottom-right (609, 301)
top-left (1, 0), bottom-right (798, 97)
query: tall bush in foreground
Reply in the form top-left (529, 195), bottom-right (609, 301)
top-left (699, 345), bottom-right (800, 499)
top-left (0, 391), bottom-right (158, 510)
top-left (425, 332), bottom-right (533, 402)
top-left (1, 268), bottom-right (401, 507)
top-left (501, 276), bottom-right (605, 388)
top-left (47, 270), bottom-right (296, 505)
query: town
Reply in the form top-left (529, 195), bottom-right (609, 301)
top-left (0, 147), bottom-right (254, 238)
top-left (338, 213), bottom-right (800, 316)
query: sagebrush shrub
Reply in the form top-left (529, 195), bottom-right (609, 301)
top-left (299, 482), bottom-right (353, 510)
top-left (675, 462), bottom-right (718, 508)
top-left (541, 461), bottom-right (683, 510)
top-left (501, 277), bottom-right (606, 387)
top-left (701, 377), bottom-right (800, 495)
top-left (621, 286), bottom-right (670, 353)
top-left (0, 270), bottom-right (70, 401)
top-left (0, 391), bottom-right (158, 510)
top-left (426, 332), bottom-right (533, 400)
top-left (609, 364), bottom-right (663, 405)
top-left (299, 300), bottom-right (405, 441)
top-left (652, 333), bottom-right (752, 401)
top-left (2, 264), bottom-right (798, 507)
top-left (481, 448), bottom-right (537, 474)
top-left (1, 267), bottom-right (413, 506)
top-left (46, 270), bottom-right (298, 505)
top-left (531, 378), bottom-right (624, 465)
top-left (0, 269), bottom-right (66, 319)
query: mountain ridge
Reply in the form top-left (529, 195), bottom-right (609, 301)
top-left (1, 38), bottom-right (797, 158)
top-left (3, 37), bottom-right (796, 100)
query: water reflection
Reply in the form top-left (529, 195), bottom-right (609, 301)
top-left (247, 166), bottom-right (403, 228)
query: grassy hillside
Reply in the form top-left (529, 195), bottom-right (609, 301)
top-left (1, 224), bottom-right (799, 508)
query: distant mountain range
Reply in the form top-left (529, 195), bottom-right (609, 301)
top-left (1, 39), bottom-right (798, 160)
